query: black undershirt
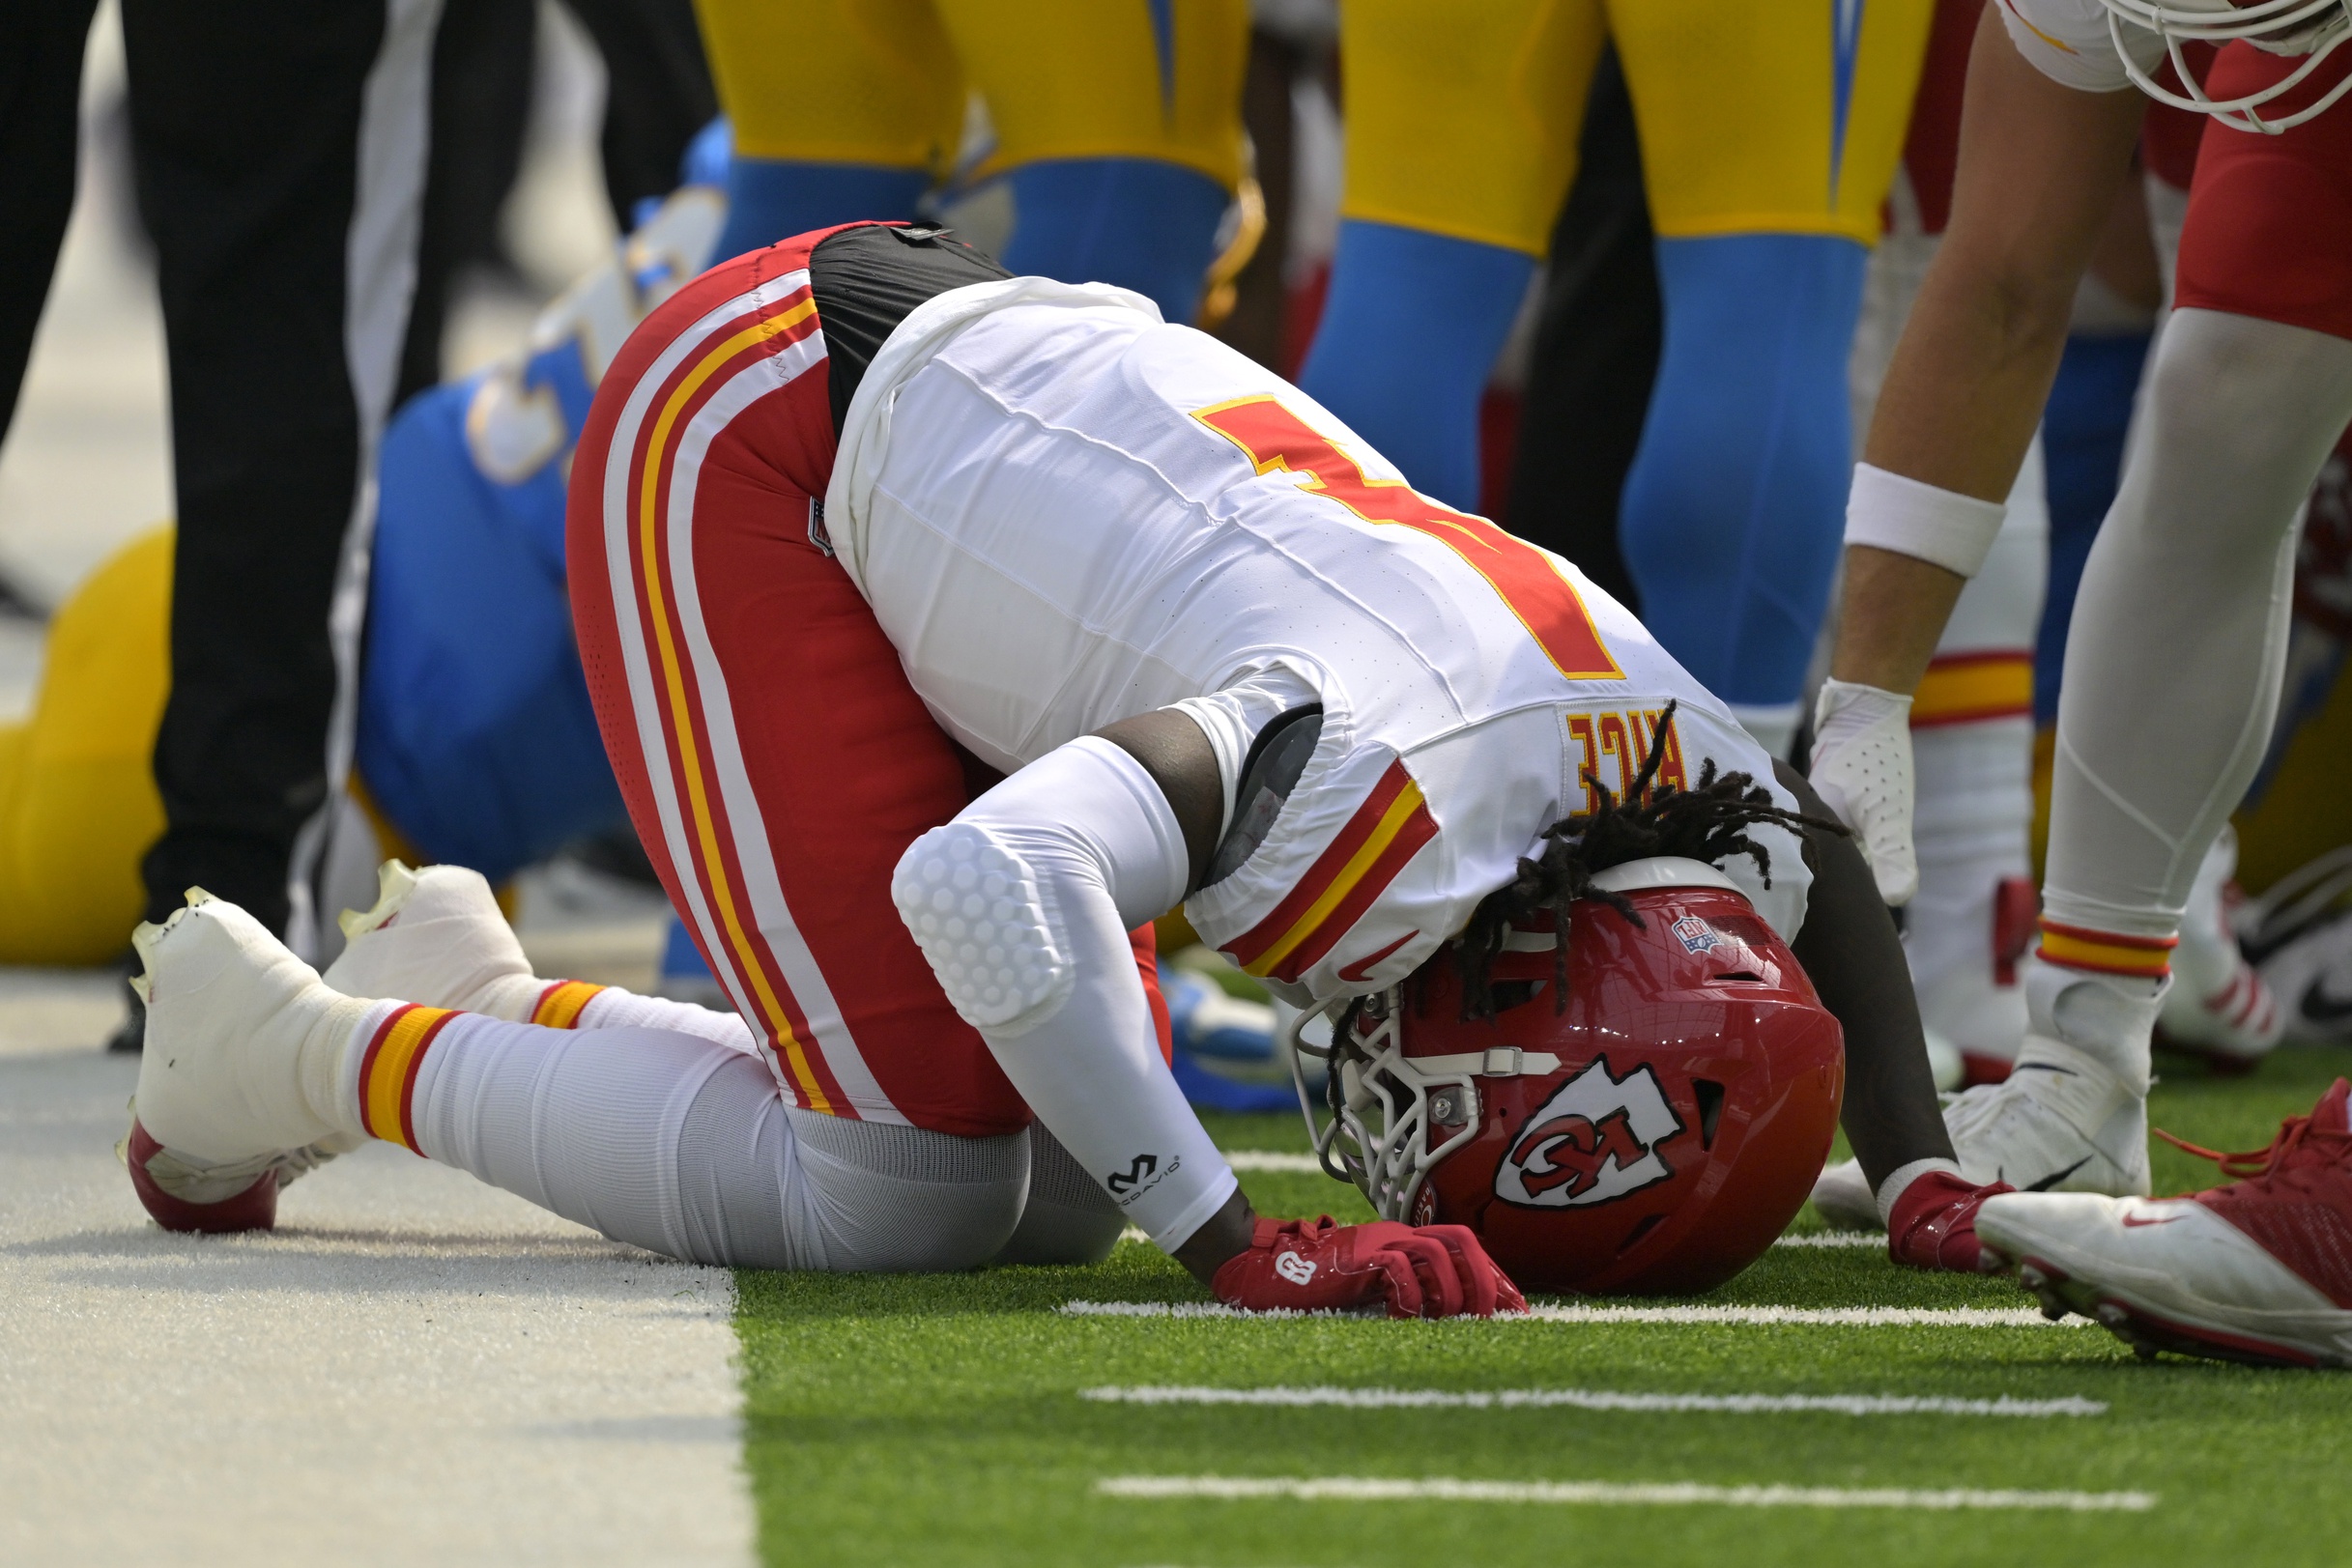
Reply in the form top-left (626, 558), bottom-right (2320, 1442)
top-left (808, 223), bottom-right (1012, 434)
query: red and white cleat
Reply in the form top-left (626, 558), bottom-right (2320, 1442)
top-left (1886, 1169), bottom-right (2016, 1272)
top-left (1976, 1079), bottom-right (2352, 1367)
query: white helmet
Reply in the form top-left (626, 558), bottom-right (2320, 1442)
top-left (2103, 0), bottom-right (2352, 132)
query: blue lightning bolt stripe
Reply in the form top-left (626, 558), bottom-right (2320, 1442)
top-left (1829, 0), bottom-right (1864, 204)
top-left (1148, 0), bottom-right (1176, 115)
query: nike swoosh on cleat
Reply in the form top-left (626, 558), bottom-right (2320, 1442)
top-left (2299, 976), bottom-right (2352, 1025)
top-left (2023, 1156), bottom-right (2092, 1192)
top-left (2011, 1063), bottom-right (2080, 1078)
top-left (2120, 1213), bottom-right (2183, 1227)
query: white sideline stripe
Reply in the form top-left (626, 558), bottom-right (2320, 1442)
top-left (1224, 1151), bottom-right (1324, 1172)
top-left (1078, 1385), bottom-right (2105, 1417)
top-left (1095, 1476), bottom-right (2156, 1512)
top-left (1060, 1300), bottom-right (2079, 1326)
top-left (1774, 1232), bottom-right (1885, 1248)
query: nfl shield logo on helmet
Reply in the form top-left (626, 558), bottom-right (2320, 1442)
top-left (1671, 914), bottom-right (1719, 955)
top-left (1494, 1057), bottom-right (1684, 1209)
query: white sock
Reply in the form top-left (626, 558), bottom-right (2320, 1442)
top-left (577, 985), bottom-right (760, 1053)
top-left (1875, 1156), bottom-right (1962, 1226)
top-left (369, 1010), bottom-right (1027, 1269)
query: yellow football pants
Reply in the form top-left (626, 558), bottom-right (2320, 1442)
top-left (694, 0), bottom-right (1249, 189)
top-left (0, 528), bottom-right (171, 964)
top-left (1338, 0), bottom-right (1936, 255)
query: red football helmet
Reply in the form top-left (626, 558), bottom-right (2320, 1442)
top-left (1286, 856), bottom-right (1844, 1296)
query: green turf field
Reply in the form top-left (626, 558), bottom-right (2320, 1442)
top-left (734, 1045), bottom-right (2352, 1567)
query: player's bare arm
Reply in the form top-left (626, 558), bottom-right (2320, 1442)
top-left (1831, 8), bottom-right (2143, 697)
top-left (1812, 8), bottom-right (2145, 904)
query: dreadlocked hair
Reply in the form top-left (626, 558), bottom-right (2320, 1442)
top-left (1450, 699), bottom-right (1849, 1022)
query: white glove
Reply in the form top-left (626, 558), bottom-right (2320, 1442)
top-left (1808, 677), bottom-right (1918, 906)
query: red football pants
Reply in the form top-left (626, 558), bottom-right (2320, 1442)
top-left (565, 233), bottom-right (1167, 1138)
top-left (2177, 44), bottom-right (2352, 344)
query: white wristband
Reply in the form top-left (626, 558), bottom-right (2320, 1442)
top-left (1844, 463), bottom-right (2007, 580)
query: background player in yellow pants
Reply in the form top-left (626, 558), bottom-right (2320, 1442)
top-left (694, 0), bottom-right (1248, 323)
top-left (0, 528), bottom-right (170, 964)
top-left (1300, 0), bottom-right (1932, 755)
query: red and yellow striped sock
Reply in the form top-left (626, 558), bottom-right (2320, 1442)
top-left (2034, 918), bottom-right (2176, 981)
top-left (1911, 650), bottom-right (2033, 729)
top-left (355, 1004), bottom-right (461, 1153)
top-left (529, 979), bottom-right (607, 1028)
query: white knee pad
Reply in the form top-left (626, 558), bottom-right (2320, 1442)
top-left (892, 821), bottom-right (1074, 1034)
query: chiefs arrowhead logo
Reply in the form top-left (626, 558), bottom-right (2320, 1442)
top-left (1494, 1057), bottom-right (1684, 1209)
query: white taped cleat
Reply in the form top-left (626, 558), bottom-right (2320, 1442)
top-left (1809, 1158), bottom-right (1880, 1231)
top-left (324, 860), bottom-right (545, 1020)
top-left (1941, 1036), bottom-right (2150, 1196)
top-left (127, 891), bottom-right (378, 1231)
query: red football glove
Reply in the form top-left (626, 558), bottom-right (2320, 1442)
top-left (1210, 1215), bottom-right (1528, 1318)
top-left (1886, 1170), bottom-right (2015, 1272)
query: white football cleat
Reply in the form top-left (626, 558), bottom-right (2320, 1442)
top-left (324, 859), bottom-right (545, 1020)
top-left (126, 891), bottom-right (376, 1232)
top-left (2260, 915), bottom-right (2352, 1043)
top-left (1808, 1157), bottom-right (1879, 1231)
top-left (1978, 1079), bottom-right (2352, 1367)
top-left (2158, 827), bottom-right (2281, 1069)
top-left (1940, 1037), bottom-right (2150, 1196)
top-left (2239, 846), bottom-right (2352, 1043)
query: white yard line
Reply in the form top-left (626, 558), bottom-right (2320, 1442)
top-left (0, 1045), bottom-right (753, 1567)
top-left (1096, 1476), bottom-right (2156, 1512)
top-left (1061, 1300), bottom-right (2078, 1326)
top-left (1223, 1151), bottom-right (1324, 1172)
top-left (1772, 1232), bottom-right (1886, 1248)
top-left (1523, 1303), bottom-right (2077, 1326)
top-left (1079, 1385), bottom-right (2105, 1416)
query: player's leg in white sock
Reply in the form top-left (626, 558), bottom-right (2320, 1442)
top-left (572, 984), bottom-right (760, 1054)
top-left (2041, 309), bottom-right (2352, 1081)
top-left (1906, 439), bottom-right (2048, 1081)
top-left (367, 1010), bottom-right (1028, 1269)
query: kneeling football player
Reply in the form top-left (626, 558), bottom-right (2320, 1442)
top-left (120, 223), bottom-right (2001, 1313)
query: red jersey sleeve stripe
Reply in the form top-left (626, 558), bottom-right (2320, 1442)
top-left (1223, 759), bottom-right (1415, 970)
top-left (1266, 800), bottom-right (1439, 985)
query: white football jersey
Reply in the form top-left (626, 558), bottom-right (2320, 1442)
top-left (1993, 0), bottom-right (2165, 93)
top-left (827, 281), bottom-right (1810, 1004)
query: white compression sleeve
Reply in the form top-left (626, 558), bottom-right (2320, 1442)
top-left (2045, 311), bottom-right (2352, 937)
top-left (893, 735), bottom-right (1238, 1251)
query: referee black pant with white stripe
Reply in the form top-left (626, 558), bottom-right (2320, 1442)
top-left (123, 0), bottom-right (438, 943)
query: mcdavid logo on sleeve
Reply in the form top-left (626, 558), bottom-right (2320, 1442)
top-left (1494, 1057), bottom-right (1684, 1208)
